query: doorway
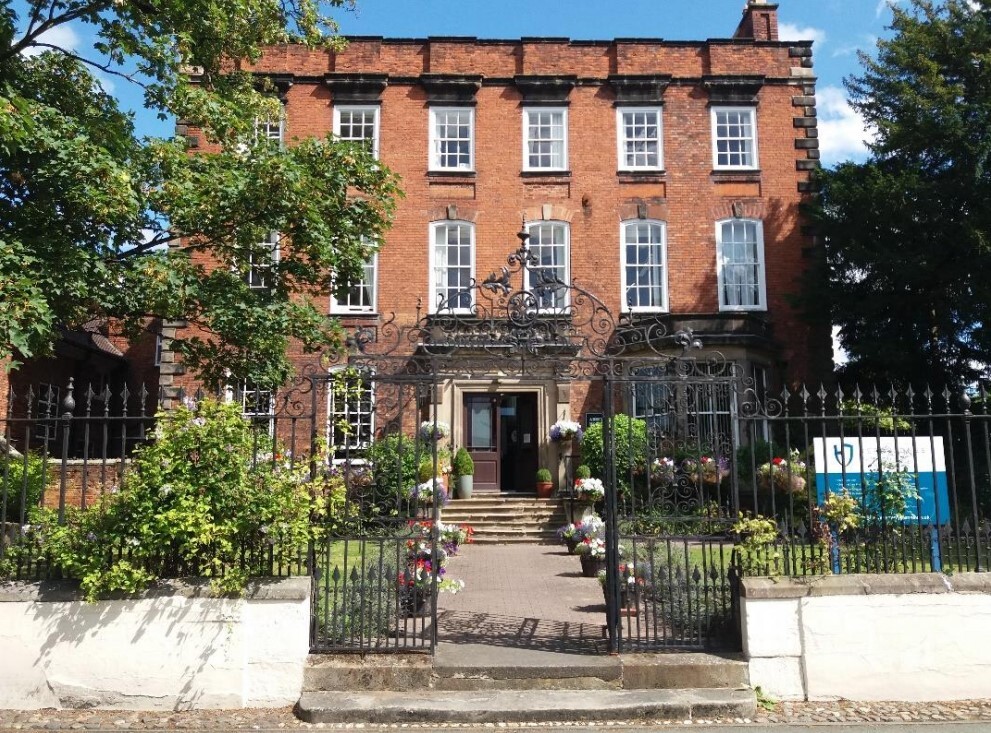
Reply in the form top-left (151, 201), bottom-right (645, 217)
top-left (462, 392), bottom-right (538, 493)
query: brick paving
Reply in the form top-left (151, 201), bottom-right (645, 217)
top-left (436, 543), bottom-right (607, 653)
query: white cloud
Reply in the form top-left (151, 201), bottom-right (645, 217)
top-left (21, 24), bottom-right (81, 56)
top-left (778, 22), bottom-right (826, 47)
top-left (817, 85), bottom-right (874, 166)
top-left (875, 0), bottom-right (904, 19)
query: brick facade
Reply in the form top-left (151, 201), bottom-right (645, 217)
top-left (166, 1), bottom-right (830, 491)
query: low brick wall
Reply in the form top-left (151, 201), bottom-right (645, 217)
top-left (741, 573), bottom-right (991, 702)
top-left (0, 577), bottom-right (310, 710)
top-left (40, 460), bottom-right (123, 509)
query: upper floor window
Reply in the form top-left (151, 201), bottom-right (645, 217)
top-left (430, 221), bottom-right (474, 312)
top-left (331, 253), bottom-right (377, 314)
top-left (616, 108), bottom-right (663, 171)
top-left (154, 334), bottom-right (163, 367)
top-left (711, 107), bottom-right (758, 169)
top-left (622, 220), bottom-right (667, 312)
top-left (334, 105), bottom-right (380, 158)
top-left (247, 232), bottom-right (279, 290)
top-left (430, 108), bottom-right (474, 171)
top-left (526, 221), bottom-right (570, 309)
top-left (523, 108), bottom-right (567, 171)
top-left (716, 219), bottom-right (766, 311)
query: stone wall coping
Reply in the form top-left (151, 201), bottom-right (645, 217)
top-left (0, 576), bottom-right (310, 603)
top-left (742, 572), bottom-right (991, 599)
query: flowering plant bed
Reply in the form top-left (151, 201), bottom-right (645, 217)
top-left (549, 419), bottom-right (583, 443)
top-left (574, 477), bottom-right (605, 503)
top-left (757, 450), bottom-right (808, 493)
top-left (418, 421), bottom-right (450, 442)
top-left (411, 477), bottom-right (449, 507)
top-left (649, 457), bottom-right (676, 487)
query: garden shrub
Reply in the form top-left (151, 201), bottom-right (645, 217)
top-left (5, 398), bottom-right (314, 600)
top-left (581, 415), bottom-right (648, 496)
top-left (0, 451), bottom-right (47, 522)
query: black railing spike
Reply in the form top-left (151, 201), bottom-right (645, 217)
top-left (25, 385), bottom-right (34, 418)
top-left (796, 520), bottom-right (807, 538)
top-left (962, 519), bottom-right (972, 536)
top-left (331, 566), bottom-right (341, 583)
top-left (4, 385), bottom-right (13, 419)
top-left (836, 383), bottom-right (845, 405)
top-left (941, 385), bottom-right (952, 404)
top-left (853, 383), bottom-right (863, 403)
top-left (816, 382), bottom-right (828, 403)
top-left (924, 385), bottom-right (934, 413)
top-left (138, 383), bottom-right (149, 417)
top-left (871, 384), bottom-right (880, 403)
top-left (959, 391), bottom-right (972, 414)
top-left (349, 566), bottom-right (359, 582)
top-left (176, 386), bottom-right (186, 405)
top-left (62, 378), bottom-right (76, 417)
top-left (102, 384), bottom-right (112, 417)
top-left (84, 383), bottom-right (96, 416)
top-left (120, 383), bottom-right (131, 417)
top-left (888, 384), bottom-right (898, 404)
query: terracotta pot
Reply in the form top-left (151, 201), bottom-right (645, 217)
top-left (536, 480), bottom-right (554, 498)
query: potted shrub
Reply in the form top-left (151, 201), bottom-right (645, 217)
top-left (453, 447), bottom-right (474, 500)
top-left (535, 467), bottom-right (554, 498)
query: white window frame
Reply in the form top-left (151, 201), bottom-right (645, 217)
top-left (616, 107), bottom-right (664, 171)
top-left (429, 221), bottom-right (475, 313)
top-left (326, 369), bottom-right (375, 463)
top-left (247, 232), bottom-right (280, 290)
top-left (716, 218), bottom-right (767, 312)
top-left (429, 107), bottom-right (475, 172)
top-left (254, 114), bottom-right (284, 146)
top-left (238, 380), bottom-right (275, 436)
top-left (522, 107), bottom-right (568, 172)
top-left (34, 383), bottom-right (60, 445)
top-left (154, 334), bottom-right (163, 367)
top-left (525, 220), bottom-right (570, 309)
top-left (331, 253), bottom-right (378, 314)
top-left (620, 220), bottom-right (669, 313)
top-left (711, 106), bottom-right (759, 170)
top-left (333, 105), bottom-right (380, 159)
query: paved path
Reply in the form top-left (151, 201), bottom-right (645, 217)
top-left (436, 542), bottom-right (608, 653)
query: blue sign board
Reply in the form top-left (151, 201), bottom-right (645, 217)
top-left (813, 437), bottom-right (951, 526)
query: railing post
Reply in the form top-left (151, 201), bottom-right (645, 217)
top-left (57, 378), bottom-right (76, 524)
top-left (602, 369), bottom-right (620, 654)
top-left (960, 392), bottom-right (983, 572)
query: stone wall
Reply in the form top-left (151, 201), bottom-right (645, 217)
top-left (0, 577), bottom-right (310, 710)
top-left (741, 573), bottom-right (991, 702)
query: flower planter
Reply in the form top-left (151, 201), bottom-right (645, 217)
top-left (564, 536), bottom-right (579, 555)
top-left (601, 585), bottom-right (639, 616)
top-left (579, 554), bottom-right (606, 578)
top-left (758, 473), bottom-right (807, 494)
top-left (400, 587), bottom-right (433, 616)
top-left (455, 475), bottom-right (473, 500)
top-left (536, 481), bottom-right (554, 499)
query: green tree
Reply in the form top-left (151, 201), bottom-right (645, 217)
top-left (807, 0), bottom-right (991, 388)
top-left (0, 0), bottom-right (400, 388)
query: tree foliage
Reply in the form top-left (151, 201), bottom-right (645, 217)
top-left (0, 0), bottom-right (400, 387)
top-left (807, 0), bottom-right (991, 388)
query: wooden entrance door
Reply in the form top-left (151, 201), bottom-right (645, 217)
top-left (464, 394), bottom-right (499, 493)
top-left (463, 393), bottom-right (539, 493)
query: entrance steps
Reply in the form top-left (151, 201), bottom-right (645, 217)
top-left (442, 495), bottom-right (570, 544)
top-left (299, 646), bottom-right (754, 724)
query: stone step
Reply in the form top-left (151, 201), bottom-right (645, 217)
top-left (305, 648), bottom-right (749, 693)
top-left (441, 513), bottom-right (567, 525)
top-left (296, 688), bottom-right (755, 724)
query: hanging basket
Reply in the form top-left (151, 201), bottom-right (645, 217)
top-left (757, 472), bottom-right (807, 494)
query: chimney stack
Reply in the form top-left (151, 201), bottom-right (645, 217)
top-left (734, 1), bottom-right (779, 41)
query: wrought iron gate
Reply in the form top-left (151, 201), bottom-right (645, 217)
top-left (306, 226), bottom-right (747, 654)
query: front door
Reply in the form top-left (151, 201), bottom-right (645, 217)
top-left (463, 393), bottom-right (539, 493)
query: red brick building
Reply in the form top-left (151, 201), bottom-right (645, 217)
top-left (166, 1), bottom-right (829, 492)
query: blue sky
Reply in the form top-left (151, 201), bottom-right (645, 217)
top-left (21, 0), bottom-right (901, 167)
